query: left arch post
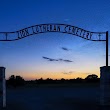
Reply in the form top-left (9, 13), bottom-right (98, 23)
top-left (0, 67), bottom-right (6, 108)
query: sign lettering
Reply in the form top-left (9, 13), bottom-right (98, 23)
top-left (0, 23), bottom-right (106, 41)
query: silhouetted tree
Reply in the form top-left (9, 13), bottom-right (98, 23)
top-left (8, 75), bottom-right (16, 87)
top-left (7, 75), bottom-right (25, 87)
top-left (38, 78), bottom-right (44, 84)
top-left (85, 74), bottom-right (98, 79)
top-left (76, 77), bottom-right (82, 80)
top-left (76, 77), bottom-right (83, 83)
top-left (61, 78), bottom-right (65, 83)
top-left (85, 74), bottom-right (99, 82)
top-left (16, 76), bottom-right (25, 86)
top-left (45, 78), bottom-right (53, 84)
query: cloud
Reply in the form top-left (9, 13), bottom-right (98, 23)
top-left (63, 60), bottom-right (73, 62)
top-left (63, 71), bottom-right (75, 75)
top-left (42, 56), bottom-right (73, 63)
top-left (42, 57), bottom-right (58, 61)
top-left (61, 47), bottom-right (70, 51)
top-left (42, 57), bottom-right (51, 60)
top-left (58, 58), bottom-right (73, 62)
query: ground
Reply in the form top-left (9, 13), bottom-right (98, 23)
top-left (1, 83), bottom-right (109, 110)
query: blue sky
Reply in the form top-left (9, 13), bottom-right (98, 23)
top-left (0, 0), bottom-right (110, 80)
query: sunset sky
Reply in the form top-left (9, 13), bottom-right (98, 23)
top-left (0, 0), bottom-right (110, 80)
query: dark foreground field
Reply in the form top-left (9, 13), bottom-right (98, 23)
top-left (2, 83), bottom-right (109, 110)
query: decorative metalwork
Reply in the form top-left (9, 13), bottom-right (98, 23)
top-left (0, 23), bottom-right (106, 41)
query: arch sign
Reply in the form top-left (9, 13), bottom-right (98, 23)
top-left (0, 23), bottom-right (107, 41)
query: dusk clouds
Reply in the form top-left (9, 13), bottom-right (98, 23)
top-left (61, 47), bottom-right (71, 51)
top-left (42, 47), bottom-right (73, 63)
top-left (42, 56), bottom-right (73, 63)
top-left (63, 71), bottom-right (75, 75)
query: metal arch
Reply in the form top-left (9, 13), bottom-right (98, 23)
top-left (0, 23), bottom-right (107, 41)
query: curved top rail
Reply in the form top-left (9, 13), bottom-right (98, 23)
top-left (0, 23), bottom-right (106, 41)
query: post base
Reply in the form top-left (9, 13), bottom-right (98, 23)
top-left (0, 67), bottom-right (6, 108)
top-left (100, 66), bottom-right (110, 106)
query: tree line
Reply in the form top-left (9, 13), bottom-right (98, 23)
top-left (6, 74), bottom-right (100, 87)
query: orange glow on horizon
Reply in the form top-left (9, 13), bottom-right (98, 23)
top-left (10, 71), bottom-right (100, 80)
